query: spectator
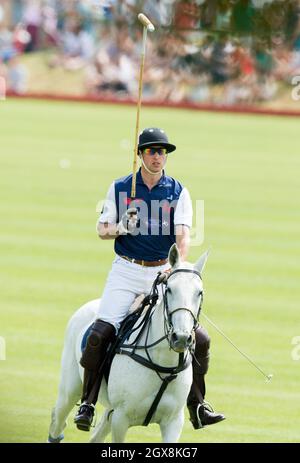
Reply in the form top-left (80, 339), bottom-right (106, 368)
top-left (253, 40), bottom-right (274, 76)
top-left (6, 52), bottom-right (28, 94)
top-left (215, 0), bottom-right (232, 31)
top-left (23, 0), bottom-right (42, 52)
top-left (223, 74), bottom-right (257, 105)
top-left (117, 0), bottom-right (138, 28)
top-left (174, 0), bottom-right (201, 30)
top-left (187, 72), bottom-right (211, 103)
top-left (143, 0), bottom-right (175, 27)
top-left (1, 0), bottom-right (299, 108)
top-left (61, 17), bottom-right (95, 69)
top-left (231, 42), bottom-right (256, 78)
top-left (13, 23), bottom-right (31, 53)
top-left (11, 0), bottom-right (24, 26)
top-left (231, 0), bottom-right (255, 35)
top-left (41, 2), bottom-right (59, 47)
top-left (210, 34), bottom-right (232, 84)
top-left (0, 23), bottom-right (14, 61)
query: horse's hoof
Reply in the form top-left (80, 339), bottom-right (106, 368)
top-left (47, 433), bottom-right (64, 443)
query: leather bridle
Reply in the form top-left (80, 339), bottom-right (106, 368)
top-left (163, 269), bottom-right (204, 340)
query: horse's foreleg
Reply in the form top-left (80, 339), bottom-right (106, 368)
top-left (90, 408), bottom-right (113, 443)
top-left (159, 409), bottom-right (185, 443)
top-left (110, 409), bottom-right (129, 443)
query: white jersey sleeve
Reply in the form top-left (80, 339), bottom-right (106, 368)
top-left (174, 187), bottom-right (193, 228)
top-left (97, 182), bottom-right (117, 224)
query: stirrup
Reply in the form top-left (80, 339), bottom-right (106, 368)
top-left (188, 403), bottom-right (203, 430)
top-left (74, 403), bottom-right (96, 432)
top-left (197, 401), bottom-right (225, 428)
top-left (202, 400), bottom-right (214, 413)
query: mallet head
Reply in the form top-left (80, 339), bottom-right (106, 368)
top-left (138, 13), bottom-right (155, 32)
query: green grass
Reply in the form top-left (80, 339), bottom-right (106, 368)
top-left (0, 98), bottom-right (300, 443)
top-left (20, 51), bottom-right (85, 96)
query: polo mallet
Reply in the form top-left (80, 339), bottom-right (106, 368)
top-left (131, 13), bottom-right (155, 200)
top-left (202, 312), bottom-right (273, 382)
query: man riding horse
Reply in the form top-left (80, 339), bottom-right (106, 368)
top-left (74, 127), bottom-right (225, 431)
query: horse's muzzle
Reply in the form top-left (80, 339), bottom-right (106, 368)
top-left (170, 331), bottom-right (193, 353)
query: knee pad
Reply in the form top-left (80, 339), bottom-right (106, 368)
top-left (80, 319), bottom-right (115, 371)
top-left (195, 325), bottom-right (210, 347)
top-left (193, 326), bottom-right (211, 375)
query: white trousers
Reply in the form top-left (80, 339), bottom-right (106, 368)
top-left (97, 255), bottom-right (170, 332)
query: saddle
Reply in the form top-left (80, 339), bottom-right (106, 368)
top-left (81, 292), bottom-right (157, 383)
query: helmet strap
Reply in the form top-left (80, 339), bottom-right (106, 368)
top-left (140, 153), bottom-right (168, 176)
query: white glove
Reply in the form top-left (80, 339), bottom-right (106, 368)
top-left (117, 207), bottom-right (138, 235)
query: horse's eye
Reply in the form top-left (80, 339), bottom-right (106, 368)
top-left (166, 288), bottom-right (172, 294)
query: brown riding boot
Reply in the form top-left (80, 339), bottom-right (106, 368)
top-left (187, 326), bottom-right (225, 429)
top-left (74, 319), bottom-right (116, 431)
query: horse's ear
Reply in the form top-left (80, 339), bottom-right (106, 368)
top-left (168, 243), bottom-right (181, 268)
top-left (194, 249), bottom-right (210, 275)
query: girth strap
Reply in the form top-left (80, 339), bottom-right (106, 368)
top-left (143, 374), bottom-right (177, 426)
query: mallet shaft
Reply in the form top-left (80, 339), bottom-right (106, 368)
top-left (202, 312), bottom-right (273, 382)
top-left (131, 15), bottom-right (154, 199)
top-left (131, 27), bottom-right (147, 198)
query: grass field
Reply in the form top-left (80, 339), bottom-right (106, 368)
top-left (0, 98), bottom-right (299, 443)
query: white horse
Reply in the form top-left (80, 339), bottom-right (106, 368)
top-left (48, 244), bottom-right (209, 443)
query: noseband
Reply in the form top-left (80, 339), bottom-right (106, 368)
top-left (163, 269), bottom-right (204, 336)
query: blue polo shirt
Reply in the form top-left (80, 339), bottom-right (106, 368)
top-left (114, 169), bottom-right (183, 261)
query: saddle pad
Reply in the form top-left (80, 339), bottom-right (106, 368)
top-left (81, 323), bottom-right (93, 352)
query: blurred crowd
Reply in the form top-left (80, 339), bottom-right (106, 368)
top-left (0, 0), bottom-right (300, 105)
